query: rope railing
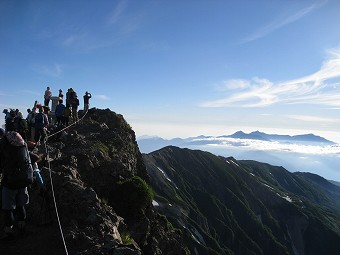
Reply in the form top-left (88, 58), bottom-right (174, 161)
top-left (41, 107), bottom-right (89, 255)
top-left (43, 142), bottom-right (69, 255)
top-left (46, 108), bottom-right (89, 140)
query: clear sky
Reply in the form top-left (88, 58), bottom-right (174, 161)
top-left (1, 0), bottom-right (340, 143)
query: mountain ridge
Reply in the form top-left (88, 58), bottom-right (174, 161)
top-left (144, 146), bottom-right (340, 255)
top-left (137, 131), bottom-right (340, 183)
top-left (0, 109), bottom-right (188, 255)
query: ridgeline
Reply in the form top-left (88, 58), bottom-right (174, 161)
top-left (0, 108), bottom-right (188, 255)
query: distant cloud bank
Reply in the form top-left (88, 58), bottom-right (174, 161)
top-left (287, 115), bottom-right (339, 123)
top-left (193, 137), bottom-right (340, 156)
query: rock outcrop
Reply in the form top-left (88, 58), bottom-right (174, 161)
top-left (0, 108), bottom-right (188, 255)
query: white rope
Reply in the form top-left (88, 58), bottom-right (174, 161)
top-left (43, 141), bottom-right (69, 255)
top-left (41, 107), bottom-right (89, 255)
top-left (46, 107), bottom-right (89, 140)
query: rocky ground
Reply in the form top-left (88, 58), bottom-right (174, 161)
top-left (0, 108), bottom-right (188, 255)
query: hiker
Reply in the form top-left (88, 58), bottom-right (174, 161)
top-left (0, 129), bottom-right (34, 239)
top-left (14, 112), bottom-right (28, 141)
top-left (55, 99), bottom-right (66, 126)
top-left (5, 110), bottom-right (16, 132)
top-left (28, 107), bottom-right (37, 142)
top-left (58, 89), bottom-right (64, 99)
top-left (63, 107), bottom-right (71, 126)
top-left (83, 91), bottom-right (92, 112)
top-left (44, 86), bottom-right (52, 107)
top-left (43, 105), bottom-right (51, 125)
top-left (43, 105), bottom-right (50, 115)
top-left (34, 106), bottom-right (49, 144)
top-left (3, 109), bottom-right (10, 121)
top-left (70, 89), bottom-right (79, 123)
top-left (66, 88), bottom-right (71, 108)
top-left (26, 108), bottom-right (33, 140)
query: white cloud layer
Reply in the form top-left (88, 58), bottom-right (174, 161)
top-left (287, 115), bottom-right (339, 123)
top-left (193, 137), bottom-right (340, 156)
top-left (202, 46), bottom-right (340, 108)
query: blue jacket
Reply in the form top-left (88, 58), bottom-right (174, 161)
top-left (55, 103), bottom-right (66, 117)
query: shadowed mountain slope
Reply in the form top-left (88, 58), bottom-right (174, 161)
top-left (143, 146), bottom-right (340, 255)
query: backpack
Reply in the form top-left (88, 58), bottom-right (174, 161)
top-left (35, 113), bottom-right (44, 129)
top-left (70, 91), bottom-right (77, 100)
top-left (5, 117), bottom-right (15, 131)
top-left (2, 134), bottom-right (34, 189)
top-left (13, 116), bottom-right (21, 132)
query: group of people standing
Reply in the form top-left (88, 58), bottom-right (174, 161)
top-left (43, 86), bottom-right (92, 127)
top-left (3, 104), bottom-right (49, 144)
top-left (3, 87), bottom-right (92, 145)
top-left (0, 85), bottom-right (92, 241)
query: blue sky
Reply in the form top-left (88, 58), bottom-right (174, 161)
top-left (1, 0), bottom-right (340, 143)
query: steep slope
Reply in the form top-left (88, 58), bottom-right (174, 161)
top-left (143, 146), bottom-right (340, 255)
top-left (0, 109), bottom-right (187, 255)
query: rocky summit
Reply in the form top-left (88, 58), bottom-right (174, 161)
top-left (0, 108), bottom-right (188, 255)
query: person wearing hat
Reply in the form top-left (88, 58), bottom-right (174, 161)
top-left (83, 91), bottom-right (92, 112)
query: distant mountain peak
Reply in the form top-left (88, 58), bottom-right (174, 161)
top-left (226, 130), bottom-right (335, 144)
top-left (137, 130), bottom-right (336, 154)
top-left (229, 130), bottom-right (270, 141)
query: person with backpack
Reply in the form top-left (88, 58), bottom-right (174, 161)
top-left (70, 89), bottom-right (79, 123)
top-left (55, 99), bottom-right (66, 126)
top-left (34, 106), bottom-right (48, 144)
top-left (0, 129), bottom-right (34, 239)
top-left (65, 88), bottom-right (71, 108)
top-left (14, 112), bottom-right (28, 141)
top-left (63, 106), bottom-right (71, 126)
top-left (28, 107), bottom-right (37, 142)
top-left (4, 110), bottom-right (17, 132)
